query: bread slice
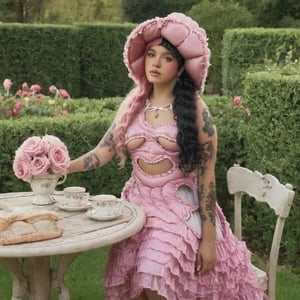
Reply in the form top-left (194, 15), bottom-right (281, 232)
top-left (0, 209), bottom-right (63, 245)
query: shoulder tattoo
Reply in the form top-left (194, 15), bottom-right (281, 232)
top-left (202, 108), bottom-right (215, 137)
top-left (97, 121), bottom-right (116, 152)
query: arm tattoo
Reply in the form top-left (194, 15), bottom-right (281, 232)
top-left (198, 182), bottom-right (216, 226)
top-left (199, 141), bottom-right (214, 176)
top-left (83, 151), bottom-right (101, 171)
top-left (82, 122), bottom-right (116, 171)
top-left (202, 108), bottom-right (215, 137)
top-left (97, 121), bottom-right (116, 152)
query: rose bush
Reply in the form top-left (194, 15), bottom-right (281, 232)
top-left (13, 134), bottom-right (70, 182)
top-left (232, 95), bottom-right (251, 116)
top-left (0, 78), bottom-right (71, 119)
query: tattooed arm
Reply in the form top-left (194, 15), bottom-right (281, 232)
top-left (67, 120), bottom-right (117, 174)
top-left (195, 97), bottom-right (218, 275)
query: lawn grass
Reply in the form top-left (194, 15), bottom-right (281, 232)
top-left (0, 247), bottom-right (299, 299)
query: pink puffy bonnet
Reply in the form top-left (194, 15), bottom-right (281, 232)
top-left (123, 12), bottom-right (211, 92)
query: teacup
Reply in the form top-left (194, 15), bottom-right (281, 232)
top-left (88, 196), bottom-right (123, 217)
top-left (63, 186), bottom-right (89, 207)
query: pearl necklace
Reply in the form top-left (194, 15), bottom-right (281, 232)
top-left (144, 99), bottom-right (173, 119)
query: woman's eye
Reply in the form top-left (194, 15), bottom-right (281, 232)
top-left (147, 52), bottom-right (155, 57)
top-left (164, 56), bottom-right (173, 62)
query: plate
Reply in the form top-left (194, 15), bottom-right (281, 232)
top-left (58, 202), bottom-right (89, 212)
top-left (86, 209), bottom-right (123, 221)
top-left (89, 194), bottom-right (117, 201)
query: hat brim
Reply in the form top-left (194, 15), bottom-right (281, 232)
top-left (123, 13), bottom-right (210, 91)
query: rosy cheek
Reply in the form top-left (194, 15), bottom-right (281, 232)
top-left (165, 63), bottom-right (178, 74)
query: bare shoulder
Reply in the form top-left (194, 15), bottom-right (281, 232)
top-left (195, 95), bottom-right (209, 113)
top-left (115, 88), bottom-right (136, 120)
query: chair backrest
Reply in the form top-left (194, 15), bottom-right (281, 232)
top-left (227, 164), bottom-right (295, 300)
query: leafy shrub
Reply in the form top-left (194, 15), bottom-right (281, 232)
top-left (188, 0), bottom-right (256, 94)
top-left (0, 79), bottom-right (71, 119)
top-left (222, 28), bottom-right (300, 96)
top-left (122, 0), bottom-right (198, 23)
top-left (242, 71), bottom-right (300, 268)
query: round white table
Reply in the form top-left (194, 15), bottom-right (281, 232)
top-left (0, 192), bottom-right (146, 300)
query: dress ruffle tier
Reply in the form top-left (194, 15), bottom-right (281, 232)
top-left (104, 178), bottom-right (265, 299)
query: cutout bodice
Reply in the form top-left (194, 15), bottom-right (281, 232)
top-left (125, 108), bottom-right (197, 187)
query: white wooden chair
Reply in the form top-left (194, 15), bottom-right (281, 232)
top-left (227, 164), bottom-right (295, 300)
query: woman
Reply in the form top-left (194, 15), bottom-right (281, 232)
top-left (68, 13), bottom-right (265, 300)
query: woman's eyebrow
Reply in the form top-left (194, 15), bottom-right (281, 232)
top-left (148, 48), bottom-right (174, 56)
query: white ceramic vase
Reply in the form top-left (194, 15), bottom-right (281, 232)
top-left (30, 174), bottom-right (66, 205)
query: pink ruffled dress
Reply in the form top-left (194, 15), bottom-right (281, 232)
top-left (104, 108), bottom-right (265, 299)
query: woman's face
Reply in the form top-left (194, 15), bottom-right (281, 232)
top-left (145, 45), bottom-right (182, 86)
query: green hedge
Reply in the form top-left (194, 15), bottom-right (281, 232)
top-left (0, 22), bottom-right (225, 99)
top-left (222, 28), bottom-right (300, 96)
top-left (2, 24), bottom-right (300, 101)
top-left (0, 22), bottom-right (135, 99)
top-left (0, 23), bottom-right (81, 97)
top-left (78, 23), bottom-right (134, 98)
top-left (240, 71), bottom-right (300, 269)
top-left (0, 98), bottom-right (131, 196)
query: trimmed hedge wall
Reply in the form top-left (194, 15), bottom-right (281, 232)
top-left (0, 22), bottom-right (135, 99)
top-left (240, 71), bottom-right (300, 269)
top-left (78, 23), bottom-right (134, 98)
top-left (222, 28), bottom-right (300, 96)
top-left (2, 24), bottom-right (300, 100)
top-left (0, 23), bottom-right (81, 97)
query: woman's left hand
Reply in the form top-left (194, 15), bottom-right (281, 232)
top-left (196, 240), bottom-right (216, 275)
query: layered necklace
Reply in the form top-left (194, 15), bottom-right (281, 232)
top-left (144, 99), bottom-right (173, 119)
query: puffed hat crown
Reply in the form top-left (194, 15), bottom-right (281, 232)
top-left (123, 12), bottom-right (210, 91)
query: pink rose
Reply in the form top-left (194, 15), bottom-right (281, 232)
top-left (47, 146), bottom-right (70, 173)
top-left (48, 85), bottom-right (57, 94)
top-left (233, 96), bottom-right (241, 106)
top-left (36, 93), bottom-right (45, 99)
top-left (13, 153), bottom-right (32, 182)
top-left (11, 108), bottom-right (20, 117)
top-left (14, 101), bottom-right (23, 110)
top-left (61, 110), bottom-right (68, 116)
top-left (20, 136), bottom-right (45, 156)
top-left (22, 91), bottom-right (32, 98)
top-left (59, 89), bottom-right (70, 99)
top-left (30, 84), bottom-right (42, 92)
top-left (245, 108), bottom-right (251, 116)
top-left (13, 134), bottom-right (70, 181)
top-left (42, 135), bottom-right (70, 173)
top-left (43, 135), bottom-right (67, 151)
top-left (3, 79), bottom-right (12, 91)
top-left (15, 89), bottom-right (23, 97)
top-left (31, 155), bottom-right (51, 176)
top-left (22, 82), bottom-right (29, 90)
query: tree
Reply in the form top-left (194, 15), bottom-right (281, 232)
top-left (0, 0), bottom-right (16, 22)
top-left (122, 0), bottom-right (198, 23)
top-left (0, 0), bottom-right (44, 23)
top-left (15, 0), bottom-right (44, 23)
top-left (238, 0), bottom-right (300, 27)
top-left (188, 0), bottom-right (256, 94)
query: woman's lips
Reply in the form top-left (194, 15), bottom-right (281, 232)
top-left (149, 70), bottom-right (161, 76)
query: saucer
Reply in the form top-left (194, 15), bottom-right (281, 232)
top-left (86, 209), bottom-right (122, 221)
top-left (89, 194), bottom-right (117, 201)
top-left (58, 202), bottom-right (89, 212)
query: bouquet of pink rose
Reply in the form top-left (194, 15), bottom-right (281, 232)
top-left (13, 134), bottom-right (70, 182)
